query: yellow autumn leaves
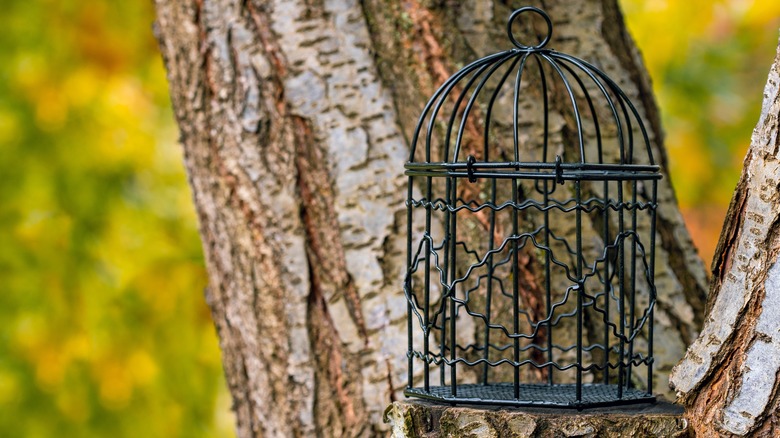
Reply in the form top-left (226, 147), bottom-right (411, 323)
top-left (0, 1), bottom-right (233, 437)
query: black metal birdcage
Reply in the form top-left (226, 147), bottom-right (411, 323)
top-left (403, 7), bottom-right (659, 409)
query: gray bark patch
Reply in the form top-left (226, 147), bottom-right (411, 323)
top-left (721, 260), bottom-right (780, 435)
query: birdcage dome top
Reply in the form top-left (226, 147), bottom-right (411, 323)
top-left (405, 7), bottom-right (661, 184)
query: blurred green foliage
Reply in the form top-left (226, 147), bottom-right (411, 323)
top-left (0, 0), bottom-right (777, 436)
top-left (623, 0), bottom-right (780, 262)
top-left (0, 0), bottom-right (233, 437)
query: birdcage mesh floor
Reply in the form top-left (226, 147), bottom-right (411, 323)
top-left (405, 383), bottom-right (655, 409)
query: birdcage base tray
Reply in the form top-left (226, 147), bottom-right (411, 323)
top-left (405, 383), bottom-right (655, 409)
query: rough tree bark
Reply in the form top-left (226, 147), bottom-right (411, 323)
top-left (669, 36), bottom-right (780, 437)
top-left (153, 0), bottom-right (708, 436)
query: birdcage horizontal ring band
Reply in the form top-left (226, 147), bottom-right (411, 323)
top-left (404, 169), bottom-right (662, 181)
top-left (406, 162), bottom-right (660, 172)
top-left (407, 352), bottom-right (653, 371)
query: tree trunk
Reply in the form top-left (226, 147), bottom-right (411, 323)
top-left (669, 36), bottom-right (780, 437)
top-left (153, 0), bottom-right (708, 436)
top-left (385, 399), bottom-right (688, 438)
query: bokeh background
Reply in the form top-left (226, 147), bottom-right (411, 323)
top-left (1, 1), bottom-right (778, 436)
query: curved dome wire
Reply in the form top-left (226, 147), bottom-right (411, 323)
top-left (406, 7), bottom-right (658, 183)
